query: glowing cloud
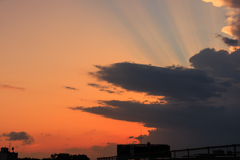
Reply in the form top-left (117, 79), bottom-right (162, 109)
top-left (203, 0), bottom-right (240, 8)
top-left (203, 0), bottom-right (240, 50)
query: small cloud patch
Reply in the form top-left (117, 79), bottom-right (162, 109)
top-left (2, 131), bottom-right (34, 145)
top-left (63, 86), bottom-right (78, 90)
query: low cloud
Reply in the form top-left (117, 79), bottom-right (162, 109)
top-left (72, 99), bottom-right (240, 148)
top-left (136, 128), bottom-right (239, 150)
top-left (2, 132), bottom-right (34, 145)
top-left (0, 84), bottom-right (25, 90)
top-left (71, 100), bottom-right (239, 130)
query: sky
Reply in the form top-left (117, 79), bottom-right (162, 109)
top-left (1, 0), bottom-right (240, 159)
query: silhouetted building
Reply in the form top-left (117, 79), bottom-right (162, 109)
top-left (97, 142), bottom-right (171, 160)
top-left (213, 149), bottom-right (225, 155)
top-left (98, 143), bottom-right (240, 160)
top-left (117, 142), bottom-right (171, 159)
top-left (0, 147), bottom-right (18, 160)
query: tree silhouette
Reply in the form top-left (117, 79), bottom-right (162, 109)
top-left (18, 158), bottom-right (40, 160)
top-left (50, 153), bottom-right (90, 160)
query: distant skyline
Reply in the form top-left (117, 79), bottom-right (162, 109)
top-left (1, 0), bottom-right (240, 160)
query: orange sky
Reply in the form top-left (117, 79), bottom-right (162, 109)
top-left (0, 0), bottom-right (231, 159)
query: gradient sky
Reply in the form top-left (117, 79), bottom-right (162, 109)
top-left (1, 0), bottom-right (240, 160)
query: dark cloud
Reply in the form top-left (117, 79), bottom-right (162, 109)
top-left (91, 143), bottom-right (117, 157)
top-left (139, 128), bottom-right (240, 150)
top-left (2, 132), bottom-right (34, 145)
top-left (90, 62), bottom-right (228, 102)
top-left (63, 86), bottom-right (78, 90)
top-left (216, 34), bottom-right (239, 46)
top-left (128, 135), bottom-right (143, 141)
top-left (71, 45), bottom-right (240, 148)
top-left (0, 84), bottom-right (25, 90)
top-left (72, 99), bottom-right (240, 149)
top-left (134, 135), bottom-right (144, 141)
top-left (190, 48), bottom-right (240, 82)
top-left (222, 37), bottom-right (239, 46)
top-left (88, 83), bottom-right (123, 94)
top-left (72, 100), bottom-right (239, 130)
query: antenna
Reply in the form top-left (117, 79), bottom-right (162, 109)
top-left (138, 124), bottom-right (144, 144)
top-left (9, 142), bottom-right (11, 151)
top-left (139, 128), bottom-right (143, 144)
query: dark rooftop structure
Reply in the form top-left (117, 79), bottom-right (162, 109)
top-left (117, 142), bottom-right (171, 159)
top-left (0, 147), bottom-right (18, 160)
top-left (98, 142), bottom-right (171, 160)
top-left (97, 143), bottom-right (240, 160)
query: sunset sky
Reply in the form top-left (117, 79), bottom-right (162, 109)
top-left (1, 0), bottom-right (240, 160)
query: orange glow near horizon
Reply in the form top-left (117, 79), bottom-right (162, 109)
top-left (0, 0), bottom-right (231, 159)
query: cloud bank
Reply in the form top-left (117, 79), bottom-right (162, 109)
top-left (90, 62), bottom-right (228, 102)
top-left (73, 46), bottom-right (240, 149)
top-left (69, 0), bottom-right (240, 151)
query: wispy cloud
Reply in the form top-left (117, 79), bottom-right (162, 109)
top-left (68, 106), bottom-right (84, 110)
top-left (63, 86), bottom-right (78, 90)
top-left (0, 84), bottom-right (25, 90)
top-left (88, 83), bottom-right (123, 94)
